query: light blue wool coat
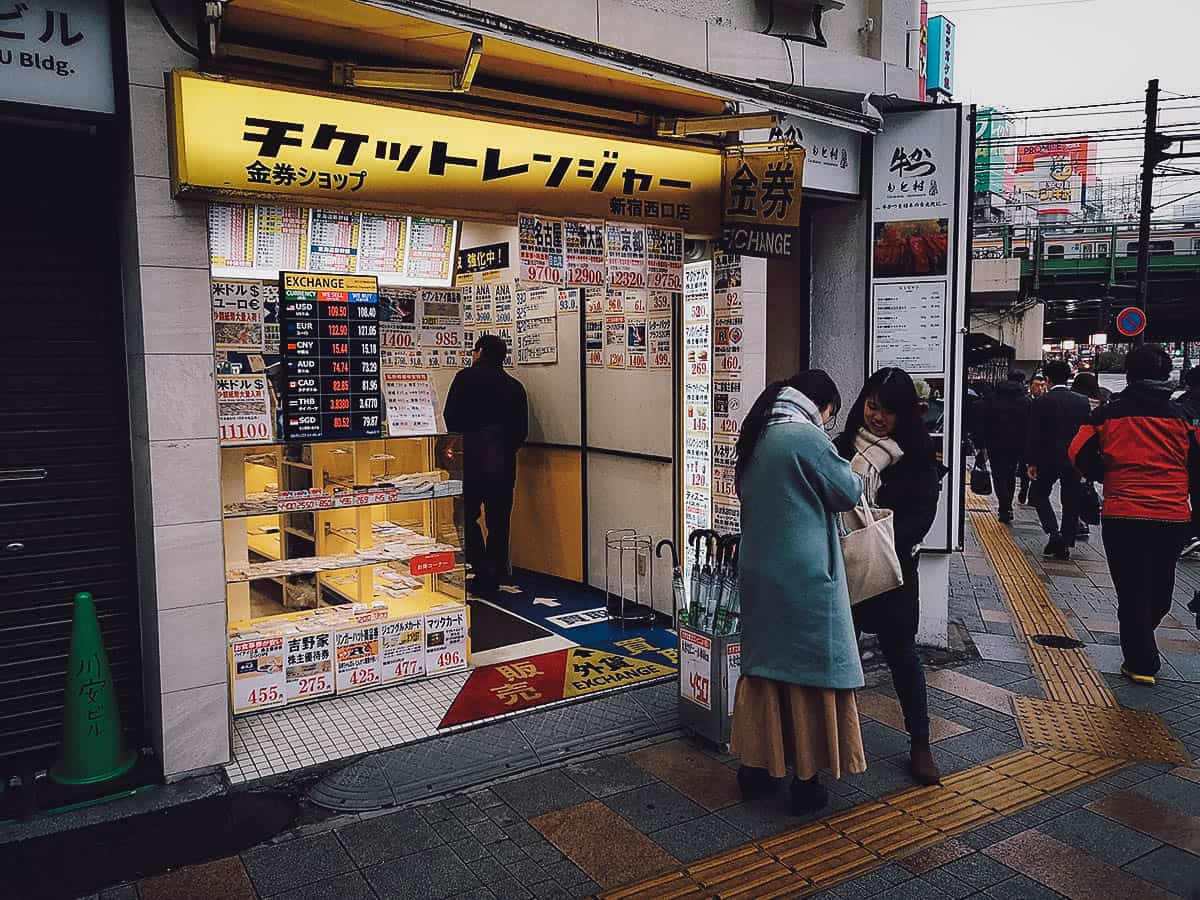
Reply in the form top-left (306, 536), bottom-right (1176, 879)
top-left (737, 407), bottom-right (866, 690)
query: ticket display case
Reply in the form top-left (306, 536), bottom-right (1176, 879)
top-left (220, 435), bottom-right (468, 715)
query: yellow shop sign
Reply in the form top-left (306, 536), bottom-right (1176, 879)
top-left (167, 71), bottom-right (722, 234)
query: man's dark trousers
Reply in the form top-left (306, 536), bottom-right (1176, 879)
top-left (1102, 518), bottom-right (1190, 675)
top-left (990, 449), bottom-right (1020, 515)
top-left (1031, 466), bottom-right (1082, 545)
top-left (463, 472), bottom-right (515, 586)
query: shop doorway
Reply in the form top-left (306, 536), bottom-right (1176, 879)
top-left (0, 122), bottom-right (143, 774)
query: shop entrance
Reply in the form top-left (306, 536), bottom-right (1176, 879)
top-left (0, 122), bottom-right (143, 772)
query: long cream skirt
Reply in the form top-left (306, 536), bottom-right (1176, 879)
top-left (730, 674), bottom-right (867, 780)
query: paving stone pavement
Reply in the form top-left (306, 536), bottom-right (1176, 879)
top-left (81, 499), bottom-right (1200, 900)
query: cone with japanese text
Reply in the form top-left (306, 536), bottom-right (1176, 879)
top-left (49, 592), bottom-right (137, 785)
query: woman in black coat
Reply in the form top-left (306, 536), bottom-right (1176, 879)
top-left (835, 368), bottom-right (945, 785)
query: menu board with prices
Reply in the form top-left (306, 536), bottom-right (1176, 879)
top-left (871, 281), bottom-right (947, 374)
top-left (335, 624), bottom-right (383, 693)
top-left (381, 617), bottom-right (426, 684)
top-left (518, 213), bottom-right (565, 285)
top-left (646, 225), bottom-right (685, 291)
top-left (406, 217), bottom-right (458, 282)
top-left (308, 209), bottom-right (360, 273)
top-left (209, 203), bottom-right (255, 269)
top-left (255, 205), bottom-right (308, 271)
top-left (357, 213), bottom-right (407, 274)
top-left (424, 606), bottom-right (469, 674)
top-left (231, 637), bottom-right (286, 714)
top-left (217, 373), bottom-right (273, 445)
top-left (284, 631), bottom-right (335, 702)
top-left (280, 272), bottom-right (383, 441)
top-left (564, 219), bottom-right (606, 286)
top-left (384, 371), bottom-right (438, 436)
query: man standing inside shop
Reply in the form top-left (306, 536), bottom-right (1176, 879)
top-left (445, 335), bottom-right (528, 596)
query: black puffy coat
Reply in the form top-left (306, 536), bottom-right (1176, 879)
top-left (836, 440), bottom-right (944, 637)
top-left (976, 380), bottom-right (1031, 456)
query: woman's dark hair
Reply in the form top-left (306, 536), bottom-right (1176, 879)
top-left (734, 370), bottom-right (841, 493)
top-left (835, 367), bottom-right (934, 463)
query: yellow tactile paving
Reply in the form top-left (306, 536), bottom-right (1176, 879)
top-left (1013, 695), bottom-right (1190, 764)
top-left (599, 507), bottom-right (1177, 899)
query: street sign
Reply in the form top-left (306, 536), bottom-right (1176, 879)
top-left (1116, 307), bottom-right (1147, 338)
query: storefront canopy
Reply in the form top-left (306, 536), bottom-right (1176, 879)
top-left (221, 0), bottom-right (880, 132)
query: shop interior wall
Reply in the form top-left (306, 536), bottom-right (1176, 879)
top-left (455, 223), bottom-right (584, 582)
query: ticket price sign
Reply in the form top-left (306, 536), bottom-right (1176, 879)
top-left (335, 624), bottom-right (383, 693)
top-left (280, 272), bottom-right (383, 440)
top-left (381, 617), bottom-right (426, 684)
top-left (284, 631), bottom-right (335, 702)
top-left (231, 637), bottom-right (286, 713)
top-left (425, 606), bottom-right (469, 675)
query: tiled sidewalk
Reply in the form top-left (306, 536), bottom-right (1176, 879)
top-left (83, 503), bottom-right (1200, 900)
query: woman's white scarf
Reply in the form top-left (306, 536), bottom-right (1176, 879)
top-left (851, 427), bottom-right (903, 505)
top-left (766, 387), bottom-right (825, 431)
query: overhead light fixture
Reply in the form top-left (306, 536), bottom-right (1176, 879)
top-left (1061, 339), bottom-right (1077, 351)
top-left (656, 111), bottom-right (781, 138)
top-left (1090, 333), bottom-right (1109, 346)
top-left (333, 34), bottom-right (483, 93)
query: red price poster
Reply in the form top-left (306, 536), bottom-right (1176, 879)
top-left (605, 222), bottom-right (647, 289)
top-left (518, 212), bottom-right (565, 285)
top-left (284, 631), bottom-right (335, 703)
top-left (381, 617), bottom-right (426, 684)
top-left (646, 225), bottom-right (684, 291)
top-left (335, 624), bottom-right (383, 694)
top-left (564, 219), bottom-right (606, 287)
top-left (280, 272), bottom-right (382, 441)
top-left (217, 373), bottom-right (273, 445)
top-left (425, 606), bottom-right (469, 674)
top-left (583, 286), bottom-right (605, 316)
top-left (231, 637), bottom-right (286, 714)
top-left (679, 629), bottom-right (713, 710)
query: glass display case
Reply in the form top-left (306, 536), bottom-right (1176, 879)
top-left (220, 435), bottom-right (467, 715)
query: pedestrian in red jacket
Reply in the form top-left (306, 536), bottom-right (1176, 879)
top-left (1069, 344), bottom-right (1200, 685)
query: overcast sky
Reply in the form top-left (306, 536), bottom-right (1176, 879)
top-left (927, 0), bottom-right (1200, 211)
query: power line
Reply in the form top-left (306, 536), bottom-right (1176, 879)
top-left (929, 0), bottom-right (1097, 10)
top-left (975, 96), bottom-right (1200, 116)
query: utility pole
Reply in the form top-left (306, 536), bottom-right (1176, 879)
top-left (1135, 78), bottom-right (1159, 345)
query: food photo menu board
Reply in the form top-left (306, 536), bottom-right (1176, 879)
top-left (279, 272), bottom-right (383, 441)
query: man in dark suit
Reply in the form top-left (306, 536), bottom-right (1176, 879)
top-left (1026, 360), bottom-right (1092, 560)
top-left (978, 372), bottom-right (1032, 524)
top-left (444, 335), bottom-right (528, 595)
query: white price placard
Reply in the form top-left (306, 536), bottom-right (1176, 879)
top-left (425, 606), bottom-right (469, 674)
top-left (381, 617), bottom-right (426, 684)
top-left (284, 631), bottom-right (335, 702)
top-left (231, 637), bottom-right (286, 713)
top-left (335, 625), bottom-right (383, 693)
top-left (679, 629), bottom-right (713, 710)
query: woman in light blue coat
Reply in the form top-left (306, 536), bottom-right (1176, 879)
top-left (731, 370), bottom-right (867, 815)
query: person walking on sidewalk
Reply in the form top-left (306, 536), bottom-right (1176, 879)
top-left (731, 371), bottom-right (867, 815)
top-left (836, 368), bottom-right (946, 786)
top-left (1070, 371), bottom-right (1108, 542)
top-left (1070, 345), bottom-right (1200, 685)
top-left (444, 335), bottom-right (528, 596)
top-left (976, 371), bottom-right (1032, 524)
top-left (1177, 366), bottom-right (1200, 558)
top-left (1026, 360), bottom-right (1091, 561)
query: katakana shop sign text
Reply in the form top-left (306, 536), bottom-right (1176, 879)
top-left (718, 148), bottom-right (805, 260)
top-left (168, 71), bottom-right (722, 234)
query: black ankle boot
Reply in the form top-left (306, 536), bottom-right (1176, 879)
top-left (790, 774), bottom-right (828, 815)
top-left (736, 765), bottom-right (777, 801)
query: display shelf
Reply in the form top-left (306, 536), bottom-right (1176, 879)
top-left (319, 567), bottom-right (464, 605)
top-left (228, 587), bottom-right (460, 636)
top-left (227, 538), bottom-right (463, 583)
top-left (247, 530), bottom-right (282, 561)
top-left (221, 482), bottom-right (463, 519)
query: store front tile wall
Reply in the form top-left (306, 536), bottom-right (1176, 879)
top-left (119, 0), bottom-right (232, 780)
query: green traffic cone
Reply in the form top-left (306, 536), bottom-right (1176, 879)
top-left (49, 592), bottom-right (137, 786)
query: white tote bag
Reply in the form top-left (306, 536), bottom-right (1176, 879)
top-left (839, 496), bottom-right (904, 606)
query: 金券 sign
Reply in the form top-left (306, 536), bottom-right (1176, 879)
top-left (719, 148), bottom-right (805, 260)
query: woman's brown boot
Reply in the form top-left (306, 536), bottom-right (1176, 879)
top-left (909, 739), bottom-right (942, 786)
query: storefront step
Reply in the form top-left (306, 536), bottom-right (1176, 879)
top-left (309, 681), bottom-right (677, 812)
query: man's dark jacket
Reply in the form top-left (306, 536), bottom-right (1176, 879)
top-left (444, 362), bottom-right (528, 478)
top-left (977, 380), bottom-right (1031, 456)
top-left (1025, 385), bottom-right (1091, 472)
